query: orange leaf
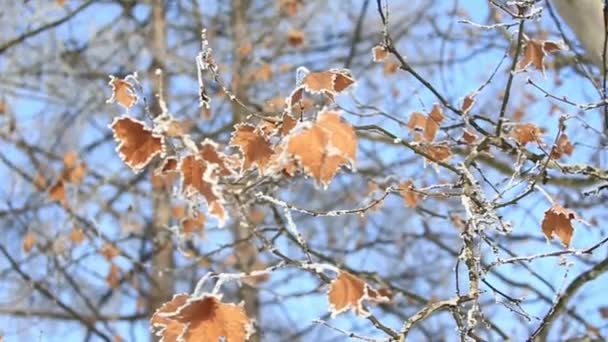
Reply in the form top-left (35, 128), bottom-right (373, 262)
top-left (106, 263), bottom-right (121, 288)
top-left (181, 211), bottom-right (206, 236)
top-left (49, 180), bottom-right (67, 207)
top-left (286, 110), bottom-right (357, 186)
top-left (69, 228), bottom-right (86, 245)
top-left (110, 116), bottom-right (165, 172)
top-left (372, 45), bottom-right (388, 62)
top-left (151, 294), bottom-right (190, 342)
top-left (107, 75), bottom-right (138, 109)
top-left (200, 139), bottom-right (235, 177)
top-left (541, 204), bottom-right (576, 247)
top-left (461, 95), bottom-right (475, 114)
top-left (551, 133), bottom-right (574, 159)
top-left (152, 294), bottom-right (254, 342)
top-left (512, 123), bottom-right (542, 145)
top-left (101, 243), bottom-right (120, 261)
top-left (180, 155), bottom-right (226, 225)
top-left (517, 39), bottom-right (563, 74)
top-left (229, 124), bottom-right (275, 173)
top-left (22, 231), bottom-right (37, 253)
top-left (287, 29), bottom-right (305, 47)
top-left (328, 271), bottom-right (390, 317)
top-left (400, 180), bottom-right (418, 208)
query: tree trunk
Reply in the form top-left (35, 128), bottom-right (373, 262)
top-left (147, 1), bottom-right (174, 341)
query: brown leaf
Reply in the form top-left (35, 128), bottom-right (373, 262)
top-left (400, 180), bottom-right (418, 208)
top-left (517, 39), bottom-right (563, 74)
top-left (49, 180), bottom-right (67, 207)
top-left (328, 271), bottom-right (390, 317)
top-left (542, 204), bottom-right (576, 247)
top-left (180, 155), bottom-right (226, 224)
top-left (278, 0), bottom-right (303, 16)
top-left (512, 123), bottom-right (542, 145)
top-left (286, 110), bottom-right (357, 186)
top-left (157, 157), bottom-right (178, 174)
top-left (181, 211), bottom-right (206, 236)
top-left (422, 143), bottom-right (452, 163)
top-left (461, 129), bottom-right (478, 144)
top-left (372, 45), bottom-right (388, 62)
top-left (69, 228), bottom-right (86, 245)
top-left (230, 124), bottom-right (275, 173)
top-left (107, 76), bottom-right (138, 109)
top-left (462, 95), bottom-right (475, 114)
top-left (151, 294), bottom-right (190, 342)
top-left (152, 294), bottom-right (254, 342)
top-left (106, 263), bottom-right (120, 288)
top-left (301, 69), bottom-right (355, 95)
top-left (551, 133), bottom-right (574, 159)
top-left (22, 231), bottom-right (37, 253)
top-left (236, 41), bottom-right (253, 57)
top-left (383, 60), bottom-right (399, 75)
top-left (110, 116), bottom-right (165, 172)
top-left (101, 243), bottom-right (120, 261)
top-left (200, 139), bottom-right (235, 177)
top-left (287, 29), bottom-right (305, 47)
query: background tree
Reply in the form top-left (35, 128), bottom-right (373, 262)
top-left (1, 0), bottom-right (608, 341)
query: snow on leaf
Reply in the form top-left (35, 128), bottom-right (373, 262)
top-left (286, 109), bottom-right (357, 186)
top-left (372, 45), bottom-right (388, 62)
top-left (110, 116), bottom-right (165, 173)
top-left (461, 94), bottom-right (475, 114)
top-left (229, 124), bottom-right (275, 173)
top-left (107, 75), bottom-right (138, 109)
top-left (327, 271), bottom-right (390, 317)
top-left (512, 123), bottom-right (542, 145)
top-left (541, 204), bottom-right (577, 247)
top-left (150, 293), bottom-right (190, 342)
top-left (152, 293), bottom-right (254, 342)
top-left (516, 39), bottom-right (563, 74)
top-left (200, 139), bottom-right (236, 177)
top-left (179, 154), bottom-right (226, 225)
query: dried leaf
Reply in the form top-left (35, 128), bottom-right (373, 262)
top-left (49, 180), bottom-right (67, 207)
top-left (230, 124), bottom-right (275, 173)
top-left (278, 0), bottom-right (303, 16)
top-left (69, 228), bottom-right (86, 245)
top-left (151, 294), bottom-right (190, 342)
top-left (106, 263), bottom-right (120, 288)
top-left (328, 271), bottom-right (390, 317)
top-left (512, 123), bottom-right (542, 145)
top-left (551, 133), bottom-right (574, 159)
top-left (286, 110), bottom-right (357, 186)
top-left (107, 75), bottom-right (138, 109)
top-left (462, 95), bottom-right (475, 114)
top-left (461, 129), bottom-right (478, 144)
top-left (542, 204), bottom-right (576, 247)
top-left (110, 116), bottom-right (165, 173)
top-left (372, 45), bottom-right (388, 62)
top-left (517, 39), bottom-right (563, 74)
top-left (287, 29), bottom-right (305, 47)
top-left (152, 294), bottom-right (254, 342)
top-left (200, 139), bottom-right (235, 177)
top-left (383, 60), bottom-right (399, 75)
top-left (22, 231), bottom-right (37, 253)
top-left (180, 155), bottom-right (226, 225)
top-left (400, 180), bottom-right (418, 208)
top-left (101, 243), bottom-right (120, 261)
top-left (181, 211), bottom-right (206, 236)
